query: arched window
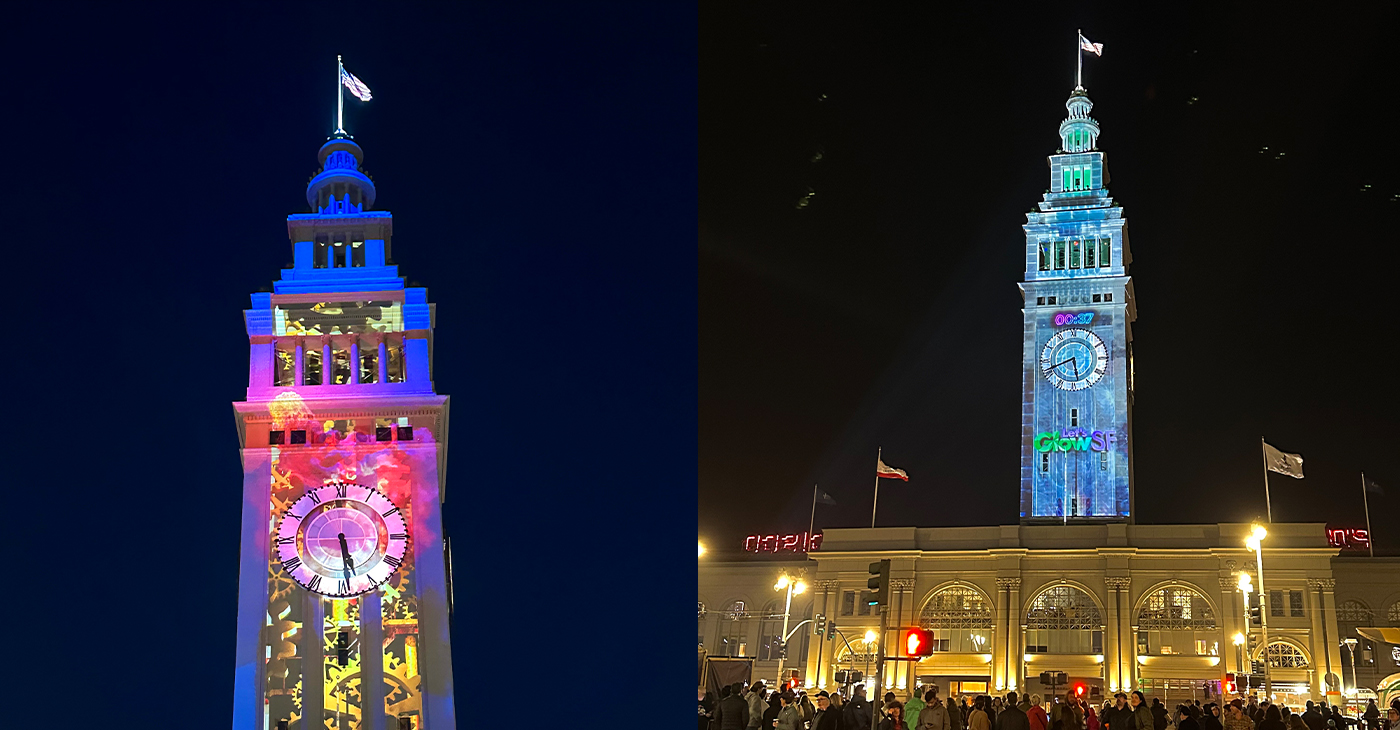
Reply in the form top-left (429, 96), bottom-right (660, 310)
top-left (1026, 585), bottom-right (1103, 655)
top-left (718, 600), bottom-right (749, 657)
top-left (920, 586), bottom-right (995, 653)
top-left (1263, 641), bottom-right (1308, 668)
top-left (1388, 601), bottom-right (1400, 625)
top-left (757, 601), bottom-right (786, 661)
top-left (1336, 600), bottom-right (1373, 625)
top-left (1136, 586), bottom-right (1218, 656)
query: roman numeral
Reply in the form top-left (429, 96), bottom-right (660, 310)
top-left (381, 507), bottom-right (400, 518)
top-left (282, 557), bottom-right (301, 572)
top-left (383, 555), bottom-right (402, 569)
top-left (276, 537), bottom-right (295, 546)
top-left (307, 575), bottom-right (322, 593)
top-left (335, 484), bottom-right (347, 499)
top-left (337, 579), bottom-right (349, 595)
top-left (307, 491), bottom-right (322, 505)
top-left (390, 533), bottom-right (407, 541)
top-left (289, 512), bottom-right (303, 521)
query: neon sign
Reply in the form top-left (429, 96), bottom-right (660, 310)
top-left (1034, 428), bottom-right (1116, 452)
top-left (744, 532), bottom-right (823, 553)
top-left (1054, 312), bottom-right (1095, 326)
top-left (1327, 528), bottom-right (1370, 550)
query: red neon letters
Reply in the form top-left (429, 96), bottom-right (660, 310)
top-left (1327, 528), bottom-right (1369, 549)
top-left (743, 532), bottom-right (823, 553)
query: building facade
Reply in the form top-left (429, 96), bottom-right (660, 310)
top-left (232, 135), bottom-right (457, 729)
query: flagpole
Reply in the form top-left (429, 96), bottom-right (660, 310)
top-left (1260, 437), bottom-right (1273, 523)
top-left (1361, 472), bottom-right (1374, 558)
top-left (1076, 29), bottom-right (1083, 89)
top-left (336, 55), bottom-right (345, 134)
top-left (871, 447), bottom-right (881, 529)
top-left (809, 484), bottom-right (818, 545)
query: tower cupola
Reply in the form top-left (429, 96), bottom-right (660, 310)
top-left (307, 137), bottom-right (377, 213)
top-left (1058, 89), bottom-right (1100, 153)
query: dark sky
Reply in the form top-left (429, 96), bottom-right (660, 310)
top-left (10, 3), bottom-right (695, 723)
top-left (700, 5), bottom-right (1399, 557)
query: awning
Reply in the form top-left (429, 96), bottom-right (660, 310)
top-left (1357, 627), bottom-right (1400, 644)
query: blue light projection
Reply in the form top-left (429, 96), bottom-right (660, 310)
top-left (1017, 88), bottom-right (1136, 521)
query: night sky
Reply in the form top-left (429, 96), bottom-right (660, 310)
top-left (700, 5), bottom-right (1399, 558)
top-left (11, 3), bottom-right (695, 723)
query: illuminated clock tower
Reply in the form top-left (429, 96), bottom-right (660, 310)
top-left (1018, 86), bottom-right (1136, 522)
top-left (231, 135), bottom-right (457, 728)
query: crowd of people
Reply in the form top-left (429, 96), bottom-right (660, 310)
top-left (699, 682), bottom-right (1400, 730)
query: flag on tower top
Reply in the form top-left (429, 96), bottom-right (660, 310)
top-left (1080, 34), bottom-right (1103, 56)
top-left (876, 458), bottom-right (908, 481)
top-left (341, 66), bottom-right (372, 102)
top-left (1262, 441), bottom-right (1304, 479)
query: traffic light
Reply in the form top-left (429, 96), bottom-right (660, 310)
top-left (1248, 594), bottom-right (1262, 626)
top-left (826, 619), bottom-right (837, 641)
top-left (779, 641), bottom-right (788, 659)
top-left (816, 614), bottom-right (827, 636)
top-left (336, 630), bottom-right (350, 667)
top-left (1224, 674), bottom-right (1236, 694)
top-left (867, 559), bottom-right (891, 607)
top-left (904, 627), bottom-right (935, 657)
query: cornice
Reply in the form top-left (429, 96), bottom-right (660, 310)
top-left (1105, 577), bottom-right (1132, 589)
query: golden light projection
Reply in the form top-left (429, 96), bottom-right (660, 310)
top-left (270, 391), bottom-right (314, 429)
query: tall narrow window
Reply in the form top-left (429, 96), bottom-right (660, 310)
top-left (313, 239), bottom-right (329, 269)
top-left (331, 346), bottom-right (352, 384)
top-left (1289, 591), bottom-right (1304, 617)
top-left (1063, 168), bottom-right (1072, 192)
top-left (1100, 451), bottom-right (1108, 471)
top-left (275, 344), bottom-right (296, 387)
top-left (1055, 241), bottom-right (1066, 270)
top-left (1099, 239), bottom-right (1111, 267)
top-left (1081, 166), bottom-right (1091, 189)
top-left (303, 348), bottom-right (323, 386)
top-left (359, 345), bottom-right (378, 384)
top-left (1070, 408), bottom-right (1079, 427)
top-left (1041, 452), bottom-right (1050, 473)
top-left (1084, 240), bottom-right (1096, 268)
top-left (1072, 168), bottom-right (1081, 190)
top-left (351, 240), bottom-right (365, 267)
top-left (1039, 241), bottom-right (1052, 271)
top-left (333, 238), bottom-right (347, 268)
top-left (386, 341), bottom-right (406, 383)
top-left (1270, 590), bottom-right (1284, 617)
top-left (1070, 240), bottom-right (1082, 268)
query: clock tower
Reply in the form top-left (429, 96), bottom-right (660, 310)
top-left (1018, 87), bottom-right (1136, 523)
top-left (231, 135), bottom-right (456, 728)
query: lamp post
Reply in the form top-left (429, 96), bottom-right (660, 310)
top-left (863, 629), bottom-right (878, 693)
top-left (1342, 637), bottom-right (1358, 707)
top-left (1246, 524), bottom-right (1271, 702)
top-left (775, 573), bottom-right (807, 687)
top-left (1238, 572), bottom-right (1254, 696)
top-left (1233, 632), bottom-right (1246, 691)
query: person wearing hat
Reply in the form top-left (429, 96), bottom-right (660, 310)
top-left (813, 691), bottom-right (840, 730)
top-left (1101, 693), bottom-right (1131, 730)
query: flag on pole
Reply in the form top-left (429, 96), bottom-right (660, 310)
top-left (1080, 34), bottom-right (1104, 56)
top-left (1262, 441), bottom-right (1304, 479)
top-left (876, 458), bottom-right (909, 481)
top-left (341, 67), bottom-right (372, 101)
top-left (816, 489), bottom-right (839, 506)
top-left (1365, 477), bottom-right (1384, 495)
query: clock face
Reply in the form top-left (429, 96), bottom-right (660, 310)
top-left (1040, 328), bottom-right (1109, 391)
top-left (275, 479), bottom-right (409, 598)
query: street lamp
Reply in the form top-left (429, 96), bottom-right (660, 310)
top-left (1246, 523), bottom-right (1271, 702)
top-left (775, 573), bottom-right (807, 687)
top-left (1237, 573), bottom-right (1253, 695)
top-left (863, 629), bottom-right (878, 690)
top-left (1342, 637), bottom-right (1359, 704)
top-left (698, 541), bottom-right (706, 558)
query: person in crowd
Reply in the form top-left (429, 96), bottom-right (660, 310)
top-left (1019, 695), bottom-right (1031, 713)
top-left (1303, 702), bottom-right (1328, 730)
top-left (1289, 713), bottom-right (1309, 730)
top-left (1361, 701), bottom-right (1379, 730)
top-left (800, 692), bottom-right (817, 727)
top-left (1179, 706), bottom-right (1202, 730)
top-left (1085, 699), bottom-right (1099, 730)
top-left (966, 697), bottom-right (992, 730)
top-left (1224, 701), bottom-right (1254, 730)
top-left (997, 692), bottom-right (1031, 730)
top-left (776, 692), bottom-right (804, 730)
top-left (718, 682), bottom-right (751, 730)
top-left (846, 686), bottom-right (873, 730)
top-left (906, 685), bottom-right (927, 727)
top-left (813, 692), bottom-right (841, 730)
top-left (1102, 693), bottom-right (1130, 730)
top-left (1385, 704), bottom-right (1399, 730)
top-left (1201, 704), bottom-right (1223, 730)
top-left (1129, 692), bottom-right (1155, 730)
top-left (1054, 691), bottom-right (1085, 730)
top-left (1028, 694), bottom-right (1049, 730)
top-left (948, 693), bottom-right (964, 730)
top-left (921, 687), bottom-right (952, 730)
top-left (881, 701), bottom-right (910, 730)
top-left (1258, 705), bottom-right (1285, 730)
top-left (1151, 699), bottom-right (1169, 730)
top-left (748, 683), bottom-right (769, 730)
top-left (702, 690), bottom-right (718, 730)
top-left (764, 693), bottom-right (784, 730)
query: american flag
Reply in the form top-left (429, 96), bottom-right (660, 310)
top-left (341, 67), bottom-right (372, 102)
top-left (1080, 34), bottom-right (1104, 56)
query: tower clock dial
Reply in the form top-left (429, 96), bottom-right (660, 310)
top-left (275, 479), bottom-right (409, 598)
top-left (1040, 327), bottom-right (1108, 391)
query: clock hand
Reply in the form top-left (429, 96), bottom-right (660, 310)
top-left (338, 533), bottom-right (355, 579)
top-left (1050, 357), bottom-right (1077, 371)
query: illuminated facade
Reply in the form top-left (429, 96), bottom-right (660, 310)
top-left (1019, 87), bottom-right (1135, 521)
top-left (232, 136), bottom-right (456, 729)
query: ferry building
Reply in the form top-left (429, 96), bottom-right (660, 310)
top-left (698, 85), bottom-right (1400, 711)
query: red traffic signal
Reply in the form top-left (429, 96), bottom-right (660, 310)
top-left (1074, 684), bottom-right (1086, 697)
top-left (904, 628), bottom-right (935, 657)
top-left (1224, 673), bottom-right (1236, 694)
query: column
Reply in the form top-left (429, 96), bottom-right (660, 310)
top-left (377, 338), bottom-right (389, 384)
top-left (1220, 577), bottom-right (1242, 676)
top-left (322, 340), bottom-right (332, 385)
top-left (815, 580), bottom-right (840, 689)
top-left (1320, 579), bottom-right (1344, 701)
top-left (1306, 579), bottom-right (1326, 699)
top-left (1007, 578), bottom-right (1022, 691)
top-left (360, 590), bottom-right (385, 730)
top-left (1105, 579), bottom-right (1123, 691)
top-left (299, 594), bottom-right (325, 728)
top-left (1118, 580), bottom-right (1136, 692)
top-left (294, 341), bottom-right (305, 386)
top-left (350, 340), bottom-right (360, 384)
top-left (995, 578), bottom-right (1014, 690)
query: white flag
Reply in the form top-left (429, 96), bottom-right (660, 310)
top-left (1263, 441), bottom-right (1304, 479)
top-left (1080, 34), bottom-right (1104, 56)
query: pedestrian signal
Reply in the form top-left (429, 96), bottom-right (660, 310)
top-left (1224, 673), bottom-right (1236, 694)
top-left (815, 615), bottom-right (826, 636)
top-left (826, 620), bottom-right (837, 641)
top-left (1248, 594), bottom-right (1262, 626)
top-left (1075, 684), bottom-right (1086, 697)
top-left (904, 627), bottom-right (935, 657)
